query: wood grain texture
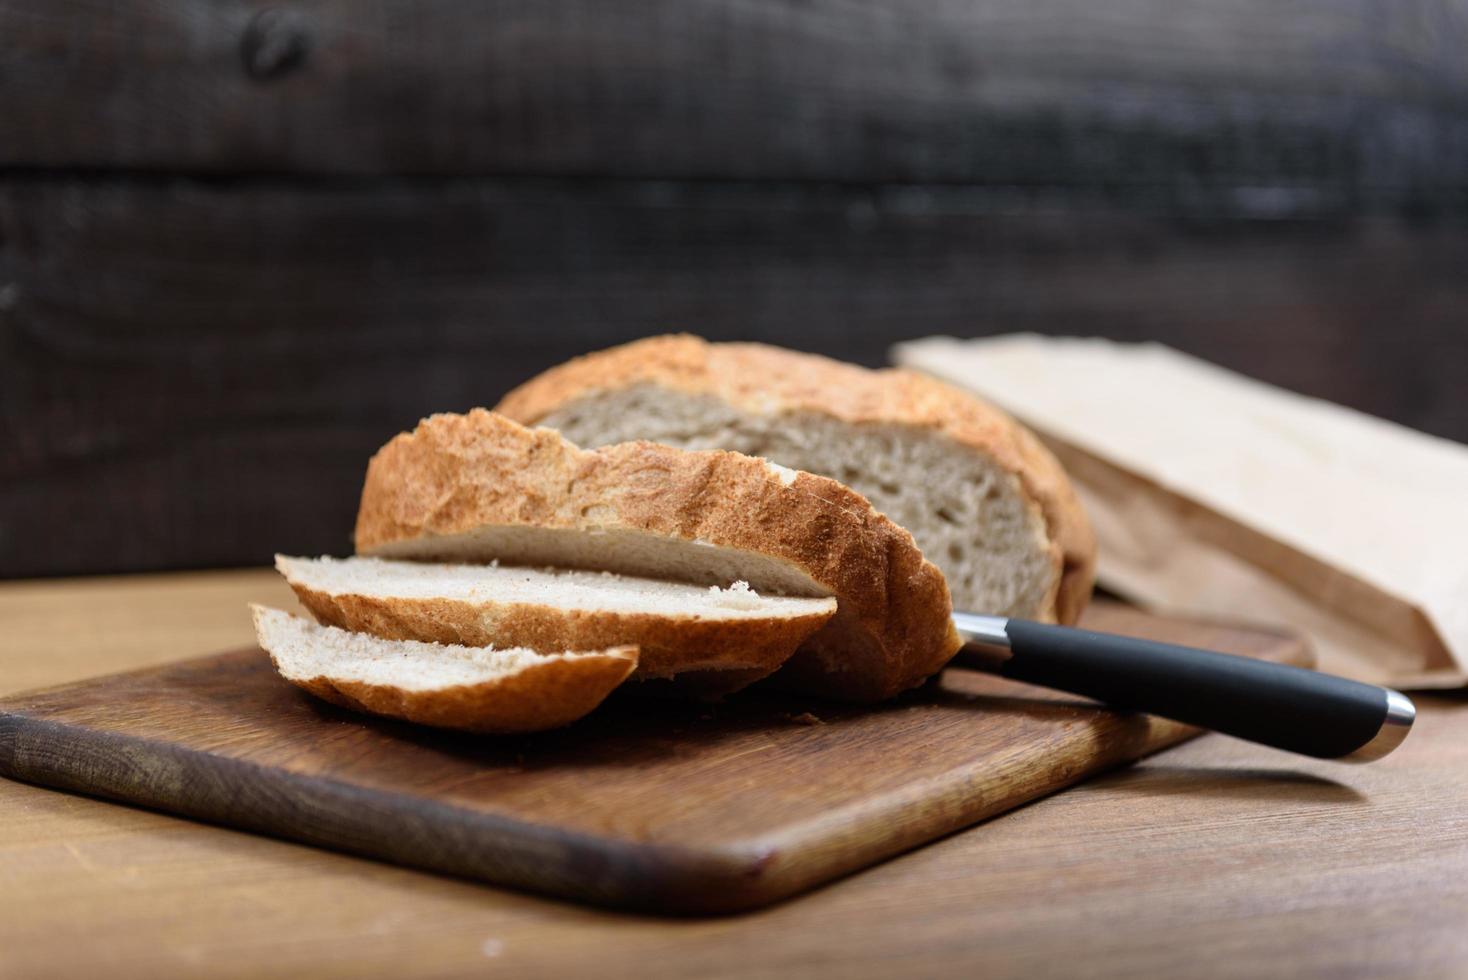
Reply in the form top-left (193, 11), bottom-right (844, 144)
top-left (3, 0), bottom-right (1467, 198)
top-left (0, 603), bottom-right (1306, 913)
top-left (3, 0), bottom-right (1467, 583)
top-left (2, 569), bottom-right (1465, 978)
top-left (5, 178), bottom-right (1467, 577)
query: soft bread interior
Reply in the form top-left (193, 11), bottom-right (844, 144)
top-left (253, 604), bottom-right (629, 689)
top-left (276, 554), bottom-right (836, 620)
top-left (364, 523), bottom-right (835, 599)
top-left (536, 387), bottom-right (1056, 617)
top-left (252, 605), bottom-right (638, 732)
top-left (277, 554), bottom-right (838, 690)
top-left (357, 521), bottom-right (887, 693)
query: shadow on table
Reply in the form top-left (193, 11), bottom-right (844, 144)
top-left (1095, 765), bottom-right (1367, 804)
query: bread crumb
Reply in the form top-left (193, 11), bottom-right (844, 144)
top-left (786, 711), bottom-right (824, 726)
top-left (765, 461), bottom-right (799, 486)
top-left (707, 579), bottom-right (763, 611)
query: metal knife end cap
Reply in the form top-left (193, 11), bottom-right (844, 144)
top-left (1342, 689), bottom-right (1416, 763)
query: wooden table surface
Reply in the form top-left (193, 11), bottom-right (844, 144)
top-left (3, 570), bottom-right (1466, 979)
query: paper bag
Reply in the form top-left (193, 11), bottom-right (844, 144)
top-left (894, 334), bottom-right (1468, 689)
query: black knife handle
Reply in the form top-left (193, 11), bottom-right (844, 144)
top-left (965, 619), bottom-right (1414, 761)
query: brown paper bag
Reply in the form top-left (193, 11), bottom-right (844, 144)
top-left (895, 335), bottom-right (1467, 689)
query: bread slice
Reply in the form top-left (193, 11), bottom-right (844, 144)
top-left (275, 555), bottom-right (837, 690)
top-left (353, 410), bottom-right (961, 701)
top-left (495, 334), bottom-right (1096, 626)
top-left (250, 605), bottom-right (637, 733)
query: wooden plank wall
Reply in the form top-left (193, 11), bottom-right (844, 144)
top-left (3, 0), bottom-right (1466, 577)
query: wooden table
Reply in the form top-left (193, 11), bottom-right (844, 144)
top-left (3, 570), bottom-right (1466, 978)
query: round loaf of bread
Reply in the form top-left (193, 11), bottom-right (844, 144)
top-left (496, 335), bottom-right (1095, 625)
top-left (354, 409), bottom-right (961, 701)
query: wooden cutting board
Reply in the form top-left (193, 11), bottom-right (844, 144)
top-left (0, 603), bottom-right (1305, 914)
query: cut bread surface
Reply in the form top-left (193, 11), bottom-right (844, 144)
top-left (537, 393), bottom-right (1057, 619)
top-left (495, 334), bottom-right (1096, 625)
top-left (251, 605), bottom-right (637, 733)
top-left (354, 409), bottom-right (961, 701)
top-left (364, 527), bottom-right (826, 598)
top-left (276, 554), bottom-right (837, 685)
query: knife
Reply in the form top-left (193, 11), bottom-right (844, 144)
top-left (951, 612), bottom-right (1415, 762)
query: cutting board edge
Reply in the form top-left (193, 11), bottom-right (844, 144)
top-left (0, 697), bottom-right (1207, 915)
top-left (720, 707), bottom-right (1206, 903)
top-left (0, 708), bottom-right (834, 914)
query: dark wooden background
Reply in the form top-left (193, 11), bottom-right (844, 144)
top-left (3, 0), bottom-right (1467, 578)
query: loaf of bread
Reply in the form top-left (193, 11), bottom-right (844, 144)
top-left (276, 554), bottom-right (836, 693)
top-left (353, 409), bottom-right (962, 701)
top-left (251, 605), bottom-right (637, 733)
top-left (496, 335), bottom-right (1095, 626)
top-left (259, 338), bottom-right (1095, 726)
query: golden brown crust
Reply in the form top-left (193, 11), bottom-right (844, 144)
top-left (496, 334), bottom-right (1096, 625)
top-left (252, 604), bottom-right (637, 733)
top-left (283, 648), bottom-right (638, 734)
top-left (284, 580), bottom-right (835, 686)
top-left (354, 410), bottom-right (961, 701)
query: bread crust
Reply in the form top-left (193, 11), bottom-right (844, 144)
top-left (252, 605), bottom-right (637, 733)
top-left (354, 410), bottom-right (961, 701)
top-left (497, 334), bottom-right (1096, 625)
top-left (289, 652), bottom-right (637, 733)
